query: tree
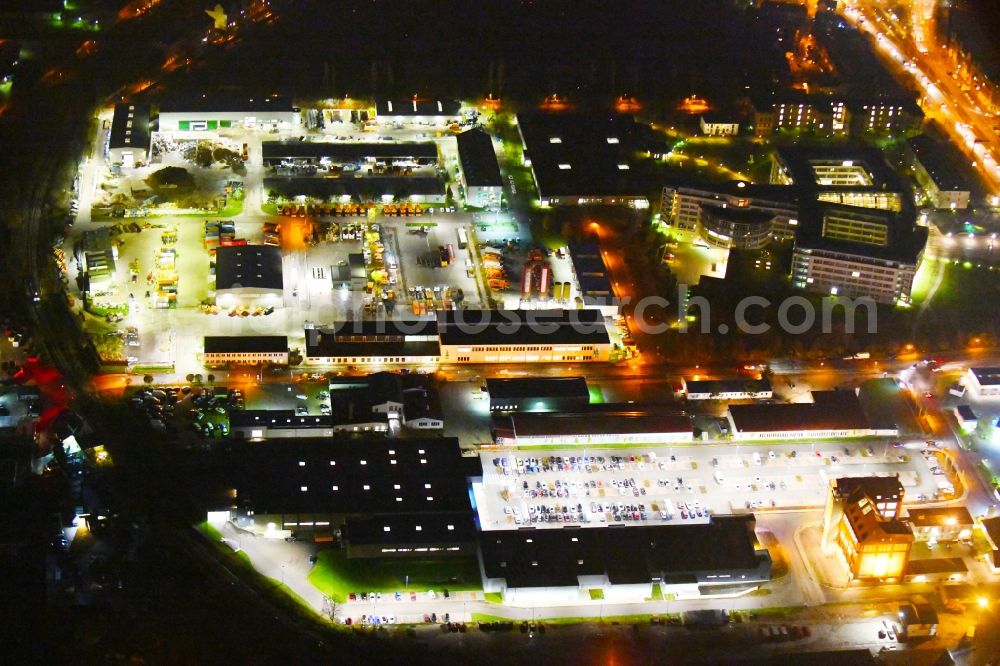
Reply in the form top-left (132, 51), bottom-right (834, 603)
top-left (146, 166), bottom-right (195, 201)
top-left (322, 596), bottom-right (340, 623)
top-left (186, 373), bottom-right (194, 383)
top-left (194, 373), bottom-right (203, 384)
top-left (207, 374), bottom-right (215, 384)
top-left (143, 375), bottom-right (153, 385)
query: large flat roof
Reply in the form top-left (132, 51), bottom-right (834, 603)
top-left (568, 240), bottom-right (613, 297)
top-left (217, 438), bottom-right (473, 515)
top-left (437, 309), bottom-right (610, 346)
top-left (262, 141), bottom-right (438, 163)
top-left (230, 410), bottom-right (332, 430)
top-left (516, 112), bottom-right (649, 199)
top-left (907, 133), bottom-right (979, 193)
top-left (729, 390), bottom-right (870, 434)
top-left (204, 336), bottom-right (288, 354)
top-left (485, 376), bottom-right (589, 401)
top-left (685, 378), bottom-right (772, 395)
top-left (344, 512), bottom-right (477, 547)
top-left (305, 322), bottom-right (441, 359)
top-left (159, 94), bottom-right (295, 114)
top-left (495, 407), bottom-right (691, 438)
top-left (970, 367), bottom-right (1000, 387)
top-left (456, 128), bottom-right (502, 188)
top-left (215, 245), bottom-right (283, 291)
top-left (774, 145), bottom-right (906, 194)
top-left (109, 103), bottom-right (151, 152)
top-left (795, 202), bottom-right (927, 265)
top-left (905, 506), bottom-right (974, 528)
top-left (479, 516), bottom-right (766, 588)
top-left (376, 99), bottom-right (461, 117)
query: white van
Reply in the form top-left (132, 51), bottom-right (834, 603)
top-left (714, 470), bottom-right (726, 485)
top-left (752, 452), bottom-right (762, 466)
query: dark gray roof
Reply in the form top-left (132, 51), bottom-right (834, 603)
top-left (159, 94), bottom-right (295, 114)
top-left (729, 390), bottom-right (871, 434)
top-left (685, 379), bottom-right (772, 395)
top-left (345, 512), bottom-right (477, 546)
top-left (230, 410), bottom-right (332, 429)
top-left (971, 367), bottom-right (1000, 387)
top-left (305, 322), bottom-right (441, 359)
top-left (486, 376), bottom-right (589, 400)
top-left (479, 516), bottom-right (767, 588)
top-left (262, 141), bottom-right (438, 163)
top-left (437, 309), bottom-right (610, 347)
top-left (109, 103), bottom-right (151, 152)
top-left (375, 99), bottom-right (461, 117)
top-left (569, 240), bottom-right (613, 297)
top-left (215, 245), bottom-right (283, 291)
top-left (204, 336), bottom-right (288, 354)
top-left (456, 128), bottom-right (502, 188)
top-left (907, 133), bottom-right (979, 193)
top-left (494, 408), bottom-right (691, 438)
top-left (215, 438), bottom-right (472, 515)
top-left (516, 112), bottom-right (648, 199)
top-left (795, 202), bottom-right (927, 265)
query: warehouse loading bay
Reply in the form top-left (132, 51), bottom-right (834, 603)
top-left (471, 441), bottom-right (948, 530)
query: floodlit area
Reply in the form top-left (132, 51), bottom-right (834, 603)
top-left (66, 108), bottom-right (624, 375)
top-left (472, 440), bottom-right (945, 531)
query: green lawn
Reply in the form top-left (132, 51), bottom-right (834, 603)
top-left (307, 549), bottom-right (482, 602)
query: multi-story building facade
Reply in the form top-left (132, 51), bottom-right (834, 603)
top-left (822, 476), bottom-right (912, 582)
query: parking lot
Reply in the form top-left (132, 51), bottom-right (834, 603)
top-left (471, 440), bottom-right (945, 530)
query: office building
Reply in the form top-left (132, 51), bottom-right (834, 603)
top-left (822, 476), bottom-right (912, 581)
top-left (905, 506), bottom-right (974, 543)
top-left (790, 203), bottom-right (927, 305)
top-left (905, 133), bottom-right (976, 210)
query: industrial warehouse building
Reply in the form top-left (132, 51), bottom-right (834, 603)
top-left (203, 437), bottom-right (480, 556)
top-left (515, 112), bottom-right (650, 207)
top-left (491, 405), bottom-right (693, 446)
top-left (479, 516), bottom-right (771, 603)
top-left (261, 141), bottom-right (440, 167)
top-left (157, 95), bottom-right (299, 132)
top-left (374, 99), bottom-right (462, 125)
top-left (455, 128), bottom-right (502, 209)
top-left (727, 390), bottom-right (890, 440)
top-left (213, 245), bottom-right (284, 306)
top-left (304, 320), bottom-right (442, 366)
top-left (108, 103), bottom-right (151, 167)
top-left (263, 176), bottom-right (446, 204)
top-left (965, 367), bottom-right (1000, 398)
top-left (437, 309), bottom-right (613, 363)
top-left (681, 378), bottom-right (773, 401)
top-left (230, 411), bottom-right (335, 440)
top-left (568, 240), bottom-right (618, 314)
top-left (485, 376), bottom-right (591, 413)
top-left (202, 336), bottom-right (289, 366)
